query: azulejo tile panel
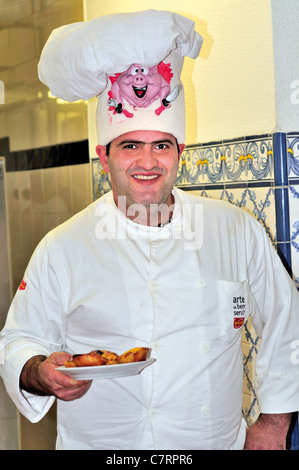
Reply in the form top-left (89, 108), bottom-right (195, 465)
top-left (175, 135), bottom-right (273, 186)
top-left (191, 187), bottom-right (276, 244)
top-left (92, 159), bottom-right (111, 200)
top-left (242, 325), bottom-right (260, 426)
top-left (286, 133), bottom-right (299, 289)
top-left (289, 184), bottom-right (299, 288)
top-left (288, 134), bottom-right (299, 178)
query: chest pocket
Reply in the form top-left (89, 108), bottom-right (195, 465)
top-left (217, 279), bottom-right (250, 343)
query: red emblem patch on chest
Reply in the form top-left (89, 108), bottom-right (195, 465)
top-left (233, 317), bottom-right (244, 329)
top-left (19, 280), bottom-right (27, 290)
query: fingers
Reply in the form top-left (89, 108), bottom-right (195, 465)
top-left (53, 376), bottom-right (92, 401)
top-left (39, 352), bottom-right (93, 401)
top-left (49, 369), bottom-right (92, 401)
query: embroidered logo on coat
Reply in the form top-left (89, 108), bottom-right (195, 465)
top-left (19, 280), bottom-right (27, 290)
top-left (233, 296), bottom-right (245, 329)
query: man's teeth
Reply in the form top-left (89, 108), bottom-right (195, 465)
top-left (133, 174), bottom-right (159, 180)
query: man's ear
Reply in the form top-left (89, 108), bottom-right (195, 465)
top-left (96, 145), bottom-right (110, 173)
top-left (178, 144), bottom-right (185, 161)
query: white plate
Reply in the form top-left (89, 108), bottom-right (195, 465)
top-left (56, 358), bottom-right (156, 380)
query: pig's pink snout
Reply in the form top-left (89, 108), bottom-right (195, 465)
top-left (133, 74), bottom-right (146, 85)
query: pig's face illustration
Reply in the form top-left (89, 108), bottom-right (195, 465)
top-left (111, 63), bottom-right (171, 108)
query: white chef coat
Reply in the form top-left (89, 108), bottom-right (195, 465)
top-left (1, 188), bottom-right (299, 450)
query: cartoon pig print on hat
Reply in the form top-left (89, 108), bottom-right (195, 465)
top-left (107, 61), bottom-right (180, 117)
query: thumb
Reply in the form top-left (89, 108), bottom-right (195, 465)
top-left (47, 351), bottom-right (73, 366)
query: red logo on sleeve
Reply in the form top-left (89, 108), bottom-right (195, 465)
top-left (19, 280), bottom-right (27, 290)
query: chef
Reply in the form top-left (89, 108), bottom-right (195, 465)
top-left (1, 10), bottom-right (299, 450)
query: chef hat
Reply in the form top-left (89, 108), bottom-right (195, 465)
top-left (38, 10), bottom-right (203, 145)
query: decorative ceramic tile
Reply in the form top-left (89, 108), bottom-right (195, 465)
top-left (190, 186), bottom-right (276, 243)
top-left (291, 244), bottom-right (299, 289)
top-left (242, 333), bottom-right (260, 426)
top-left (175, 136), bottom-right (273, 187)
top-left (91, 159), bottom-right (111, 200)
top-left (243, 393), bottom-right (259, 427)
top-left (289, 184), bottom-right (299, 288)
top-left (287, 134), bottom-right (299, 178)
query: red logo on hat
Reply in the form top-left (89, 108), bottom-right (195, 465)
top-left (107, 61), bottom-right (177, 117)
top-left (19, 280), bottom-right (27, 290)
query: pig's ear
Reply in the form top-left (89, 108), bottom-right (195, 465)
top-left (157, 62), bottom-right (173, 83)
top-left (96, 145), bottom-right (110, 173)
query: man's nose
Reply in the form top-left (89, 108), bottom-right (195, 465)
top-left (138, 146), bottom-right (158, 169)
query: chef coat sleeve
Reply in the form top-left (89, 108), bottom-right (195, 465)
top-left (246, 215), bottom-right (299, 414)
top-left (0, 234), bottom-right (64, 422)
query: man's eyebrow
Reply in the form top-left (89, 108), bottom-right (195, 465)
top-left (117, 139), bottom-right (176, 146)
top-left (117, 140), bottom-right (143, 146)
top-left (152, 139), bottom-right (176, 146)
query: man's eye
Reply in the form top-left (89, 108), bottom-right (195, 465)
top-left (156, 144), bottom-right (168, 150)
top-left (124, 144), bottom-right (137, 149)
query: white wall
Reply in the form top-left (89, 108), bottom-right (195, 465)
top-left (271, 0), bottom-right (299, 133)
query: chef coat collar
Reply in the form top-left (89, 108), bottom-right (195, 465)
top-left (94, 188), bottom-right (184, 242)
top-left (111, 188), bottom-right (182, 240)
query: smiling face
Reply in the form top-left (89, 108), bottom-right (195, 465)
top-left (113, 64), bottom-right (169, 107)
top-left (96, 130), bottom-right (185, 224)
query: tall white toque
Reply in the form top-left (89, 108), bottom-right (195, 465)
top-left (38, 10), bottom-right (203, 145)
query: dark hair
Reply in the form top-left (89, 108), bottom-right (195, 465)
top-left (106, 142), bottom-right (111, 156)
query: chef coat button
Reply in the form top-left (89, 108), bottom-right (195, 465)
top-left (150, 341), bottom-right (160, 352)
top-left (200, 341), bottom-right (210, 353)
top-left (201, 404), bottom-right (211, 416)
top-left (196, 278), bottom-right (206, 288)
top-left (148, 280), bottom-right (157, 291)
top-left (147, 408), bottom-right (157, 418)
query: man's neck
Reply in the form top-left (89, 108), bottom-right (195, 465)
top-left (116, 193), bottom-right (175, 227)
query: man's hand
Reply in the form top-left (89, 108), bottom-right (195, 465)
top-left (20, 352), bottom-right (92, 401)
top-left (243, 413), bottom-right (292, 450)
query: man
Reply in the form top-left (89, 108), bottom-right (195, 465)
top-left (96, 131), bottom-right (185, 225)
top-left (1, 10), bottom-right (299, 450)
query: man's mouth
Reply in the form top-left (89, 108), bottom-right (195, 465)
top-left (133, 174), bottom-right (159, 180)
top-left (133, 85), bottom-right (147, 98)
